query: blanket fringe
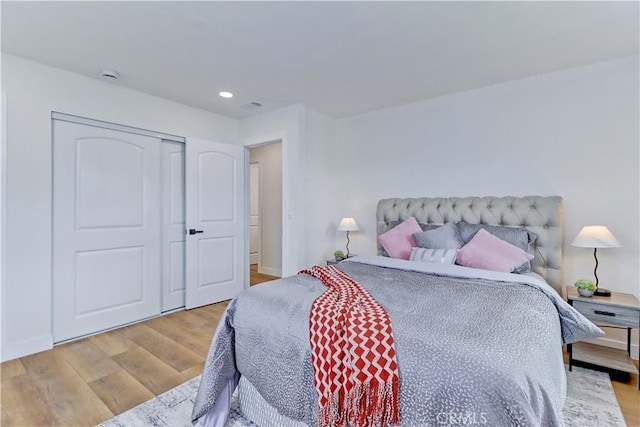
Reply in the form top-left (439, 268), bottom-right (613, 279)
top-left (318, 378), bottom-right (400, 427)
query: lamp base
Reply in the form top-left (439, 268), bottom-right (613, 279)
top-left (594, 288), bottom-right (612, 297)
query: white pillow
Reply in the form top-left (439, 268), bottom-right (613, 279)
top-left (410, 247), bottom-right (458, 264)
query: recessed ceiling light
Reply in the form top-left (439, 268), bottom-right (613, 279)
top-left (219, 91), bottom-right (233, 98)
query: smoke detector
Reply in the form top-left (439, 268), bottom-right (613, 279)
top-left (101, 69), bottom-right (119, 80)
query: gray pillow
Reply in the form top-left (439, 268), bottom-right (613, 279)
top-left (456, 222), bottom-right (537, 251)
top-left (412, 223), bottom-right (463, 249)
top-left (456, 222), bottom-right (538, 272)
top-left (386, 220), bottom-right (439, 232)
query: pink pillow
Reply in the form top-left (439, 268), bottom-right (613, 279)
top-left (456, 228), bottom-right (534, 273)
top-left (378, 217), bottom-right (422, 260)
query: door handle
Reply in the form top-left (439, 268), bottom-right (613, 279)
top-left (188, 229), bottom-right (204, 235)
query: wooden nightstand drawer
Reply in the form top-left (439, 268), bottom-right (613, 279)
top-left (572, 300), bottom-right (640, 328)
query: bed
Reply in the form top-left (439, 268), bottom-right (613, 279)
top-left (192, 196), bottom-right (603, 427)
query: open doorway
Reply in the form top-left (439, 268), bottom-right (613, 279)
top-left (248, 141), bottom-right (282, 285)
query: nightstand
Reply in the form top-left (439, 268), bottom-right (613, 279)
top-left (566, 286), bottom-right (640, 389)
top-left (326, 259), bottom-right (340, 266)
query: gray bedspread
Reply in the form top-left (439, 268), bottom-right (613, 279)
top-left (192, 260), bottom-right (603, 427)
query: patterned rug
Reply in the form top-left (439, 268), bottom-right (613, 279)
top-left (98, 366), bottom-right (626, 427)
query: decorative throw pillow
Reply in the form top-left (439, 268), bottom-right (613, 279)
top-left (382, 220), bottom-right (438, 257)
top-left (456, 222), bottom-right (538, 252)
top-left (378, 217), bottom-right (422, 260)
top-left (412, 223), bottom-right (463, 249)
top-left (456, 229), bottom-right (534, 273)
top-left (410, 247), bottom-right (458, 264)
top-left (386, 220), bottom-right (439, 232)
top-left (456, 222), bottom-right (538, 272)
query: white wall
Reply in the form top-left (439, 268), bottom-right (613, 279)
top-left (333, 55), bottom-right (639, 352)
top-left (1, 53), bottom-right (239, 361)
top-left (239, 104), bottom-right (307, 277)
top-left (249, 143), bottom-right (283, 277)
top-left (1, 91), bottom-right (7, 363)
top-left (240, 106), bottom-right (338, 272)
top-left (304, 109), bottom-right (338, 265)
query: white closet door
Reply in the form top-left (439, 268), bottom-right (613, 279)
top-left (161, 141), bottom-right (186, 312)
top-left (185, 138), bottom-right (246, 309)
top-left (53, 120), bottom-right (161, 342)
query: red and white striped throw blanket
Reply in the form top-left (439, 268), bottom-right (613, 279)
top-left (299, 265), bottom-right (400, 427)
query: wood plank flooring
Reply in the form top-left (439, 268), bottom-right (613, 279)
top-left (2, 266), bottom-right (637, 426)
top-left (612, 372), bottom-right (640, 427)
top-left (1, 301), bottom-right (229, 427)
top-left (250, 263), bottom-right (279, 286)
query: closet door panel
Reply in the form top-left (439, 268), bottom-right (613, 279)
top-left (53, 120), bottom-right (161, 342)
top-left (75, 139), bottom-right (144, 228)
top-left (162, 141), bottom-right (186, 312)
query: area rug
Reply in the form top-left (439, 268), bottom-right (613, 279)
top-left (98, 366), bottom-right (626, 427)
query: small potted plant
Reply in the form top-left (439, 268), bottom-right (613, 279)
top-left (334, 250), bottom-right (345, 262)
top-left (575, 279), bottom-right (596, 297)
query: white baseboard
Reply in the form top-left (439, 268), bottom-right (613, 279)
top-left (581, 336), bottom-right (639, 361)
top-left (1, 334), bottom-right (53, 362)
top-left (258, 266), bottom-right (281, 277)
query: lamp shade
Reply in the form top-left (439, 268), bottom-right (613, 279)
top-left (571, 225), bottom-right (621, 248)
top-left (337, 217), bottom-right (359, 232)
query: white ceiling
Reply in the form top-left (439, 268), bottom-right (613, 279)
top-left (2, 1), bottom-right (638, 119)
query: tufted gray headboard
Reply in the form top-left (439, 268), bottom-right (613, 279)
top-left (376, 196), bottom-right (564, 294)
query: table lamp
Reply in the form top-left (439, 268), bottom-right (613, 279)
top-left (337, 217), bottom-right (359, 258)
top-left (571, 225), bottom-right (621, 297)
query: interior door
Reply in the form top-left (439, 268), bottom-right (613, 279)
top-left (161, 141), bottom-right (186, 312)
top-left (53, 120), bottom-right (161, 342)
top-left (185, 138), bottom-right (246, 309)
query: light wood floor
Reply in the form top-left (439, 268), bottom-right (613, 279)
top-left (0, 268), bottom-right (278, 427)
top-left (1, 300), bottom-right (231, 426)
top-left (250, 263), bottom-right (279, 286)
top-left (1, 266), bottom-right (637, 426)
top-left (611, 368), bottom-right (640, 427)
